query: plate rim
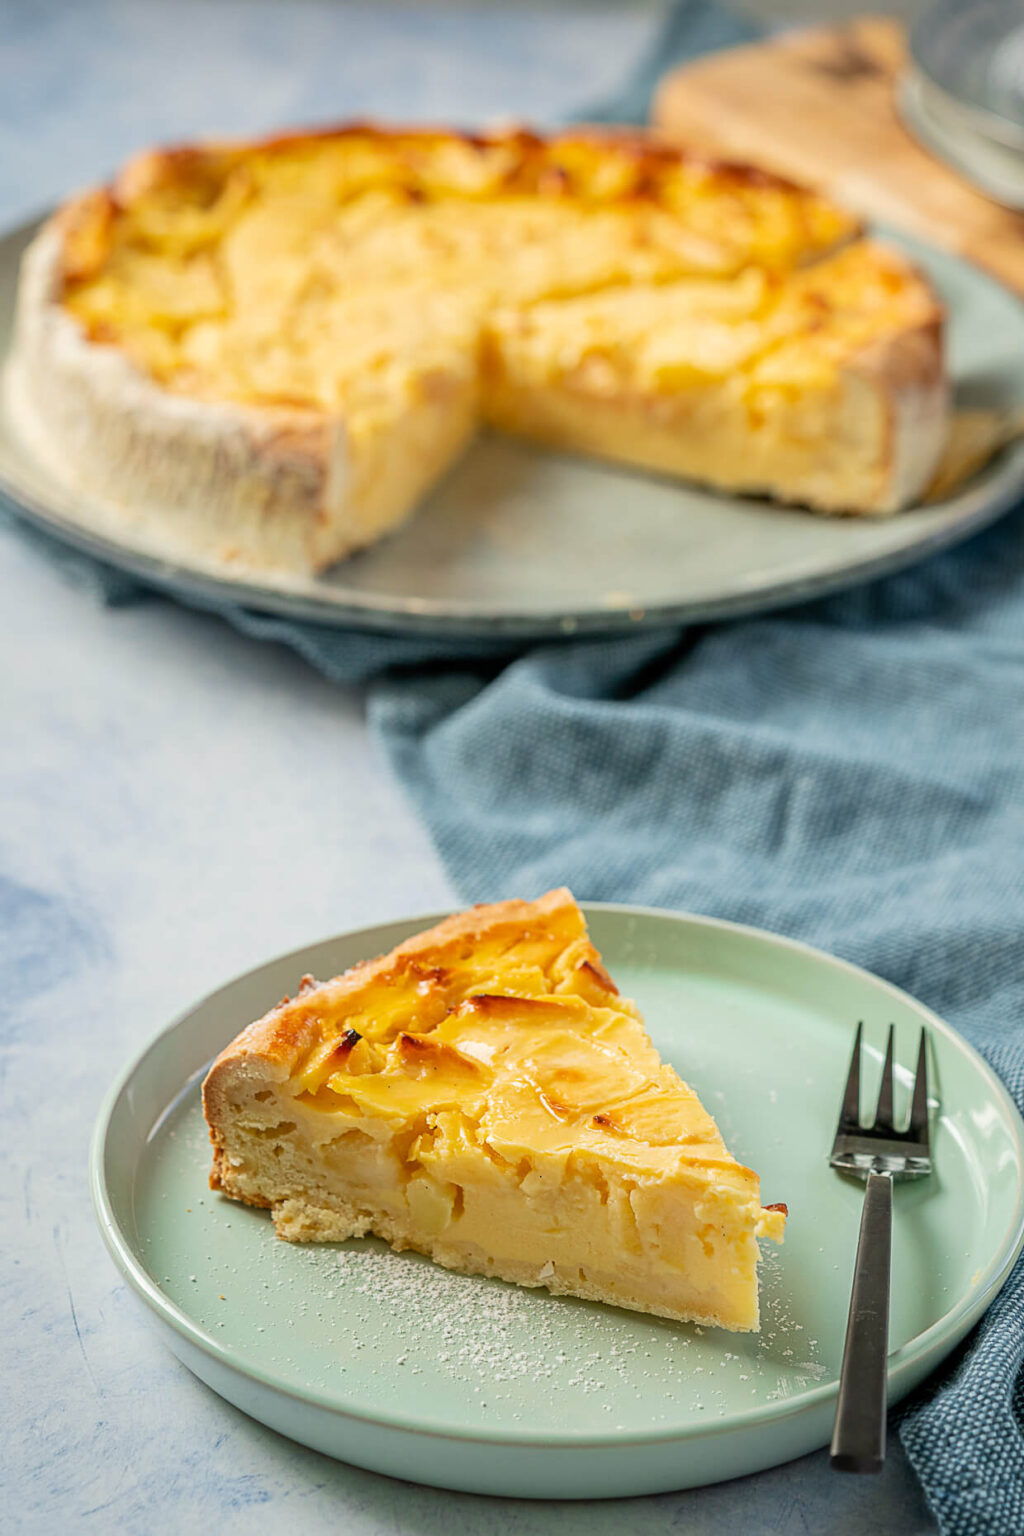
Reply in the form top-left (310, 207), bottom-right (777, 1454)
top-left (90, 900), bottom-right (1024, 1449)
top-left (5, 213), bottom-right (1024, 639)
top-left (899, 69), bottom-right (1024, 212)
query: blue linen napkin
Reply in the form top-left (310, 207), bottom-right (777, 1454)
top-left (4, 4), bottom-right (1024, 1530)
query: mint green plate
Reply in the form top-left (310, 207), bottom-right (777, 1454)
top-left (91, 905), bottom-right (1024, 1498)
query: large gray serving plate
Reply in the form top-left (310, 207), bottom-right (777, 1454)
top-left (4, 218), bottom-right (1024, 638)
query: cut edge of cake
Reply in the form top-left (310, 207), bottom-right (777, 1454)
top-left (482, 241), bottom-right (947, 517)
top-left (4, 219), bottom-right (479, 574)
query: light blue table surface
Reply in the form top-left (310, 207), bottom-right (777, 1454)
top-left (1, 4), bottom-right (935, 1530)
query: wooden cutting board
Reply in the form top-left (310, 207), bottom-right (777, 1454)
top-left (652, 15), bottom-right (1024, 296)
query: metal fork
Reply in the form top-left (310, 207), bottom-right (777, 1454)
top-left (829, 1022), bottom-right (932, 1474)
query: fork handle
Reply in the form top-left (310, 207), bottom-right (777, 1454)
top-left (830, 1169), bottom-right (893, 1474)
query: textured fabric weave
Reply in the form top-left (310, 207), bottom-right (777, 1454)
top-left (4, 5), bottom-right (1024, 1530)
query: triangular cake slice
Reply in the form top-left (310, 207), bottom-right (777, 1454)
top-left (203, 889), bottom-right (785, 1331)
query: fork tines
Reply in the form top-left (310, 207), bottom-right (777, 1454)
top-left (831, 1023), bottom-right (931, 1170)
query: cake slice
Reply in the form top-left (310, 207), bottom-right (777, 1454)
top-left (203, 890), bottom-right (785, 1331)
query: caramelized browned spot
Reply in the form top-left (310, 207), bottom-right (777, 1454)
top-left (538, 165), bottom-right (571, 196)
top-left (82, 321), bottom-right (118, 345)
top-left (112, 144), bottom-right (237, 207)
top-left (58, 190), bottom-right (116, 285)
top-left (407, 962), bottom-right (451, 985)
top-left (579, 958), bottom-right (619, 995)
top-left (764, 1202), bottom-right (789, 1216)
top-left (326, 1027), bottom-right (362, 1065)
top-left (396, 1032), bottom-right (480, 1076)
top-left (466, 993), bottom-right (556, 1013)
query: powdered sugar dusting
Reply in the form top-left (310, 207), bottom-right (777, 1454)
top-left (259, 1236), bottom-right (827, 1424)
top-left (141, 1086), bottom-right (828, 1436)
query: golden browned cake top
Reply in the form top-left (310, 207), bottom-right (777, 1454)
top-left (53, 123), bottom-right (859, 415)
top-left (206, 889), bottom-right (775, 1203)
top-left (488, 239), bottom-right (943, 395)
